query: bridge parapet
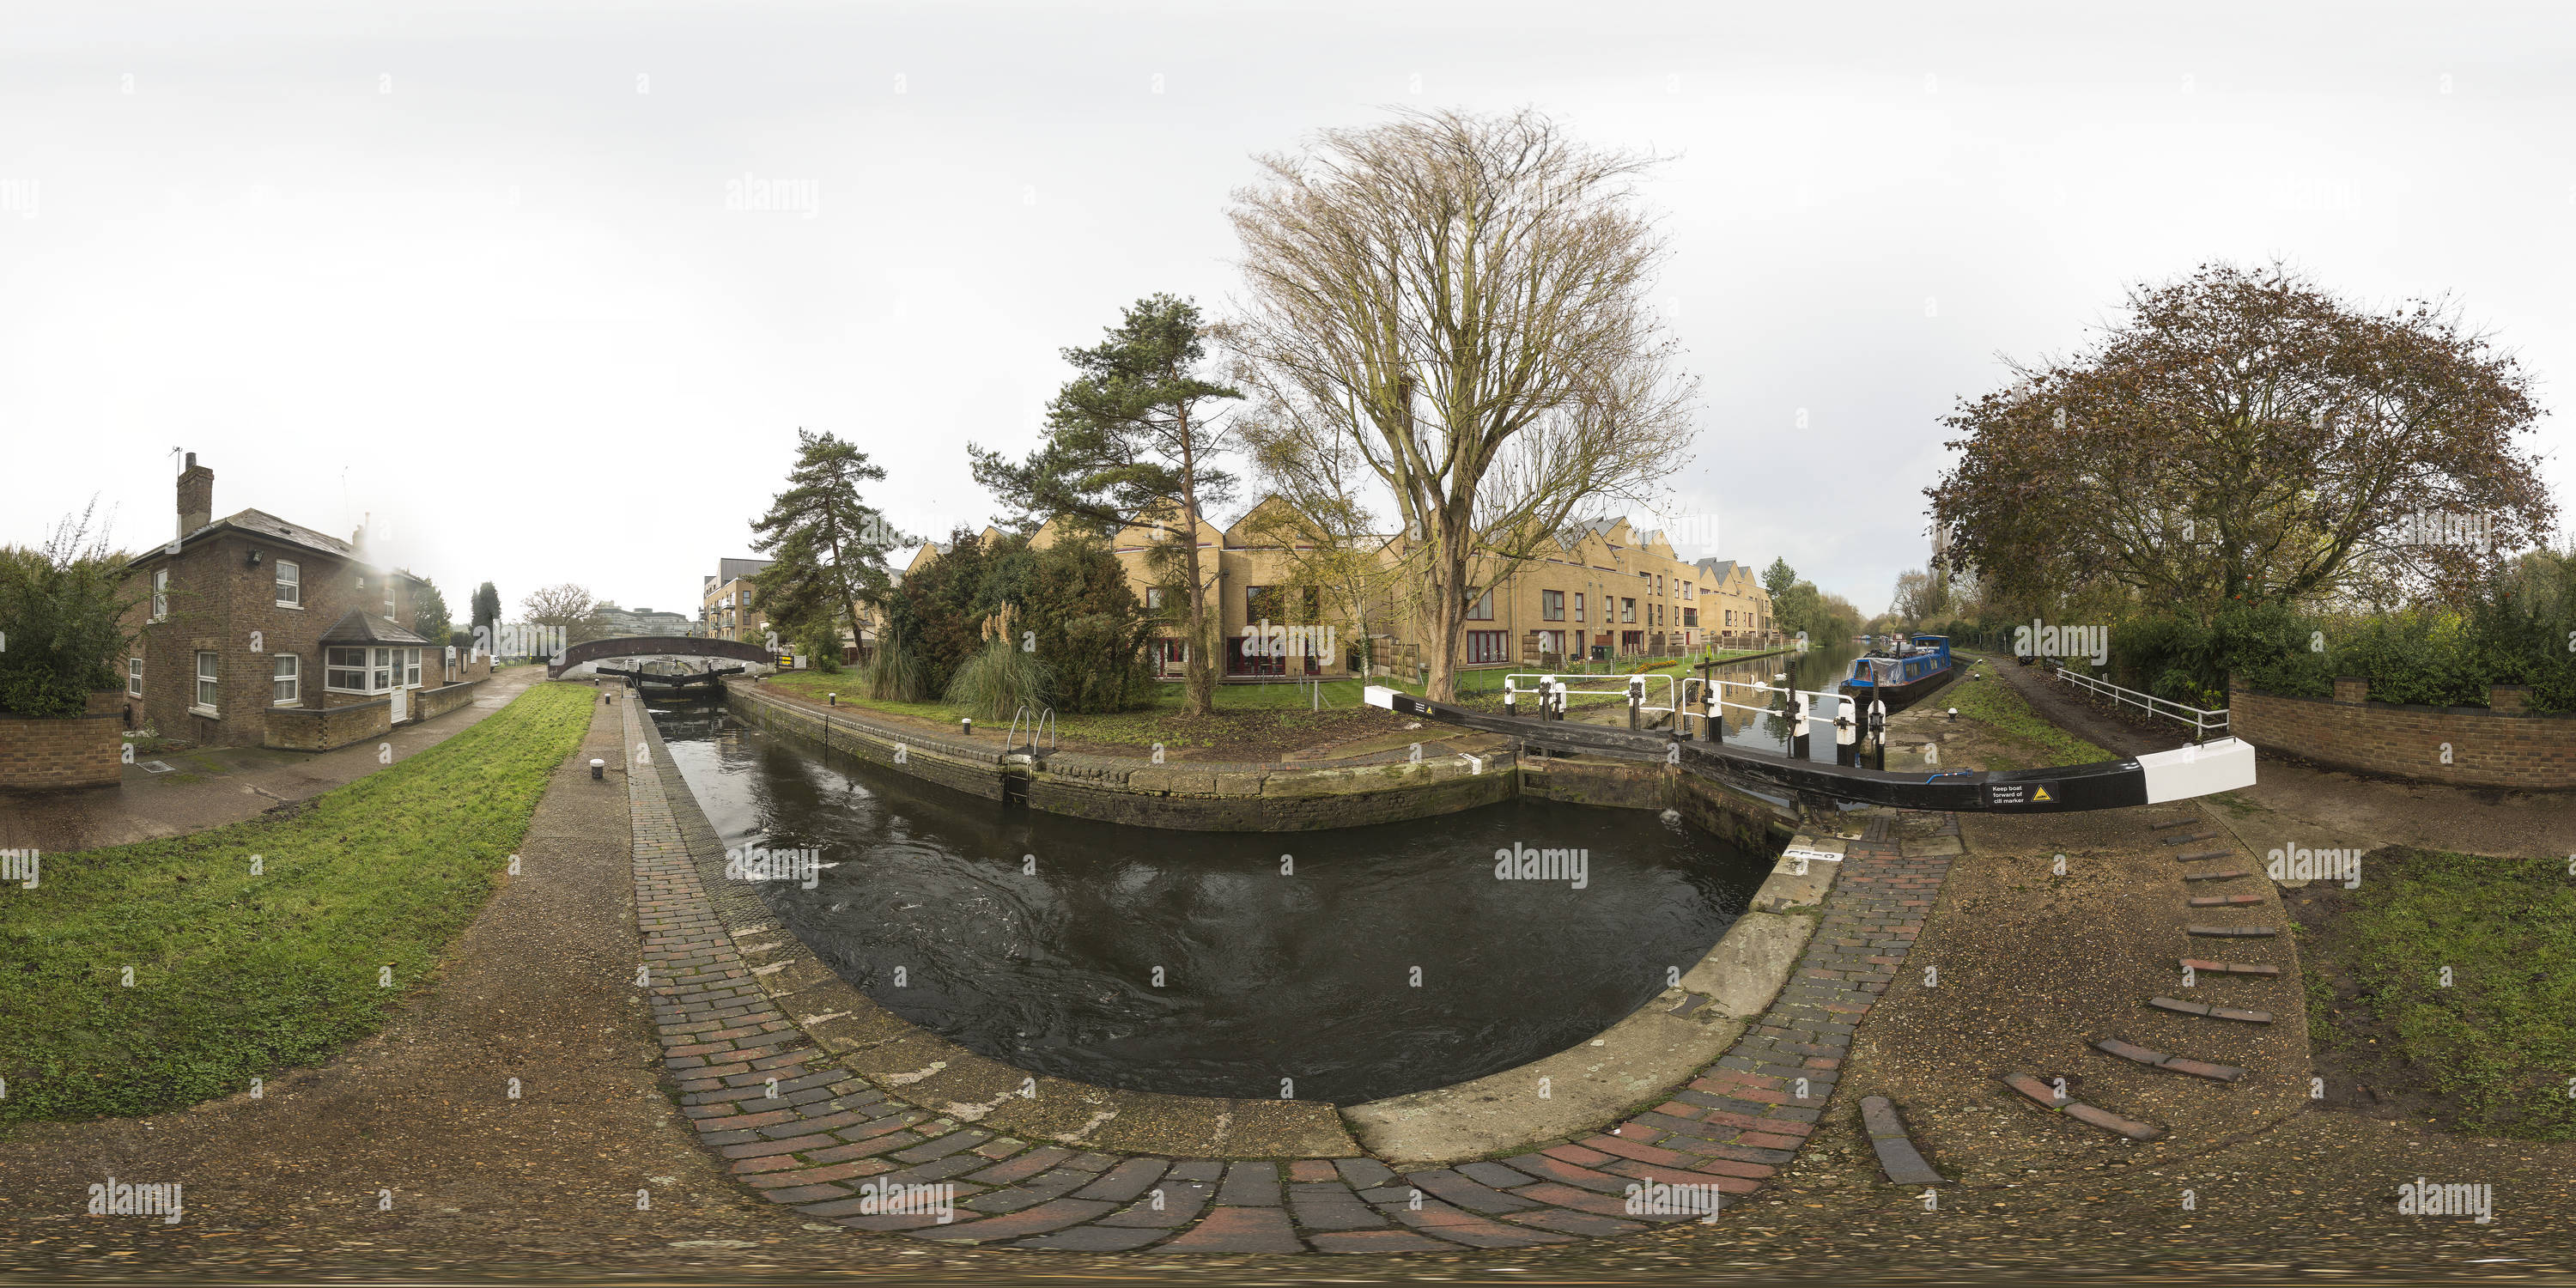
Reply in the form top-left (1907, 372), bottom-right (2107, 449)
top-left (548, 635), bottom-right (779, 678)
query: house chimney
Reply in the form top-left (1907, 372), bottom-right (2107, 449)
top-left (177, 452), bottom-right (214, 538)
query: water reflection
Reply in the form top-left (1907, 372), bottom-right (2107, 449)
top-left (654, 701), bottom-right (1769, 1104)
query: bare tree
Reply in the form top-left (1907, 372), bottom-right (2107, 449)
top-left (1236, 417), bottom-right (1405, 677)
top-left (1227, 107), bottom-right (1698, 701)
top-left (1892, 567), bottom-right (1948, 624)
top-left (519, 582), bottom-right (606, 646)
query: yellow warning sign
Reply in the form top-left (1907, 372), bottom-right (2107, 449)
top-left (2031, 786), bottom-right (2054, 803)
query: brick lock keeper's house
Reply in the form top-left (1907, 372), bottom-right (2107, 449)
top-left (119, 454), bottom-right (491, 751)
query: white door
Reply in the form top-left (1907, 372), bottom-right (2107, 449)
top-left (390, 684), bottom-right (408, 723)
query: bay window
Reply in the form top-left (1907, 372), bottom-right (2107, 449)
top-left (326, 647), bottom-right (374, 693)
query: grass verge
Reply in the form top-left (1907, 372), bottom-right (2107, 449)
top-left (2290, 848), bottom-right (2575, 1140)
top-left (0, 682), bottom-right (596, 1124)
top-left (1941, 660), bottom-right (2113, 767)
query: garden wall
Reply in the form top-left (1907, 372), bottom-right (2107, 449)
top-left (416, 678), bottom-right (485, 722)
top-left (0, 712), bottom-right (122, 790)
top-left (2227, 674), bottom-right (2576, 789)
top-left (264, 698), bottom-right (392, 752)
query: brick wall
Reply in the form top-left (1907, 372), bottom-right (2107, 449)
top-left (0, 714), bottom-right (123, 789)
top-left (415, 678), bottom-right (485, 722)
top-left (2228, 675), bottom-right (2576, 789)
top-left (264, 698), bottom-right (392, 752)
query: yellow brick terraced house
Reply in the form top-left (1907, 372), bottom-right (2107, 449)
top-left (897, 503), bottom-right (1780, 684)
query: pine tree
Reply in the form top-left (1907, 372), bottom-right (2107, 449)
top-left (750, 430), bottom-right (903, 659)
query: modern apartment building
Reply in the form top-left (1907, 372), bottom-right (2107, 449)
top-left (900, 501), bottom-right (1780, 683)
top-left (697, 557), bottom-right (774, 644)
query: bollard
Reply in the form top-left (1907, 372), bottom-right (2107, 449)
top-left (960, 716), bottom-right (973, 737)
top-left (1947, 708), bottom-right (1959, 721)
top-left (829, 692), bottom-right (837, 706)
top-left (590, 758), bottom-right (605, 780)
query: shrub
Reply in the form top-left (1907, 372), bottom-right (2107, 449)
top-left (0, 510), bottom-right (137, 717)
top-left (799, 617), bottom-right (843, 674)
top-left (1019, 535), bottom-right (1155, 713)
top-left (862, 625), bottom-right (925, 702)
top-left (943, 634), bottom-right (1052, 723)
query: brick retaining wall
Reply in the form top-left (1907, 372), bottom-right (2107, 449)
top-left (725, 680), bottom-right (1799, 841)
top-left (0, 713), bottom-right (123, 790)
top-left (2227, 675), bottom-right (2576, 789)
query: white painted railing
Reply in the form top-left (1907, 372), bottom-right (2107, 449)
top-left (2049, 665), bottom-right (2229, 741)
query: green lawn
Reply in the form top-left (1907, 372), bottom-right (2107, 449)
top-left (1941, 655), bottom-right (2113, 767)
top-left (2297, 848), bottom-right (2576, 1140)
top-left (0, 682), bottom-right (596, 1124)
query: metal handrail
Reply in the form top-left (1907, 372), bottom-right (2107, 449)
top-left (1506, 671), bottom-right (1677, 713)
top-left (1006, 703), bottom-right (1058, 753)
top-left (2048, 665), bottom-right (2229, 742)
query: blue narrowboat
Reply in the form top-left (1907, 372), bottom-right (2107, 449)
top-left (1839, 634), bottom-right (1956, 714)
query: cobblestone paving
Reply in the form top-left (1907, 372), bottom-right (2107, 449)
top-left (622, 699), bottom-right (1958, 1253)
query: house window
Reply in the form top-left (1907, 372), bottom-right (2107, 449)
top-left (326, 646), bottom-right (374, 693)
top-left (373, 647), bottom-right (393, 691)
top-left (276, 560), bottom-right (301, 606)
top-left (384, 580), bottom-right (396, 617)
top-left (1684, 608), bottom-right (1698, 628)
top-left (272, 654), bottom-right (300, 705)
top-left (1146, 586), bottom-right (1163, 611)
top-left (193, 651), bottom-right (218, 711)
top-left (1464, 630), bottom-right (1510, 665)
top-left (128, 657), bottom-right (143, 697)
top-left (1574, 592), bottom-right (1586, 623)
top-left (1466, 589), bottom-right (1494, 621)
top-left (1541, 590), bottom-right (1564, 621)
top-left (405, 647), bottom-right (422, 687)
top-left (153, 569), bottom-right (168, 620)
top-left (1621, 598), bottom-right (1637, 623)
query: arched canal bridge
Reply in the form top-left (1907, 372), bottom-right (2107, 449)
top-left (547, 635), bottom-right (781, 680)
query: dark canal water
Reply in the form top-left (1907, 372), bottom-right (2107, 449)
top-left (653, 699), bottom-right (1771, 1104)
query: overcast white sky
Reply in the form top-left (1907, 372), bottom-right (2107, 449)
top-left (4, 0), bottom-right (2570, 618)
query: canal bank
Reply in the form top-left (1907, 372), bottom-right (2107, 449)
top-left (722, 676), bottom-right (1803, 848)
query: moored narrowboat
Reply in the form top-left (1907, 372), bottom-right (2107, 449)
top-left (1839, 634), bottom-right (1955, 714)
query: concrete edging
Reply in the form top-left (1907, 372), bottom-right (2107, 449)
top-left (1343, 844), bottom-right (1837, 1166)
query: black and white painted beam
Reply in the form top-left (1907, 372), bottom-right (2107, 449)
top-left (1363, 684), bottom-right (2254, 813)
